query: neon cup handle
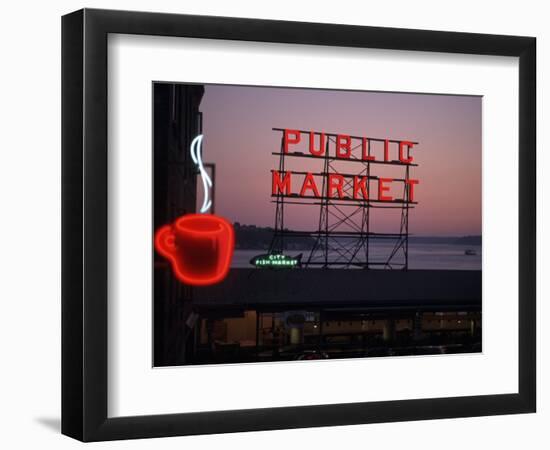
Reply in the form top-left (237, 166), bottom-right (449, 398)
top-left (155, 225), bottom-right (177, 260)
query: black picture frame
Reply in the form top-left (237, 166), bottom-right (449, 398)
top-left (61, 8), bottom-right (536, 442)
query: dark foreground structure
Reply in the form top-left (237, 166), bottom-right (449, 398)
top-left (154, 269), bottom-right (481, 366)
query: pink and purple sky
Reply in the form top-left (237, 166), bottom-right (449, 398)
top-left (199, 84), bottom-right (481, 237)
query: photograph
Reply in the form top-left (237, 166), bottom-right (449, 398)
top-left (153, 82), bottom-right (482, 367)
top-left (0, 1), bottom-right (537, 446)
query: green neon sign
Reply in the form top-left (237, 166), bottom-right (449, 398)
top-left (250, 253), bottom-right (302, 268)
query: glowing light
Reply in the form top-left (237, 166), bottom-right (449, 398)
top-left (250, 253), bottom-right (301, 268)
top-left (155, 214), bottom-right (234, 286)
top-left (190, 134), bottom-right (212, 213)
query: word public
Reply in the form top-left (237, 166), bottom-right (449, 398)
top-left (271, 129), bottom-right (420, 202)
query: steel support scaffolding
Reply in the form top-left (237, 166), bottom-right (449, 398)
top-left (269, 128), bottom-right (418, 270)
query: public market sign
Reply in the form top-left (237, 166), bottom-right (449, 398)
top-left (271, 129), bottom-right (420, 203)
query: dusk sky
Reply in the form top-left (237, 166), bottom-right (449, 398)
top-left (199, 84), bottom-right (481, 237)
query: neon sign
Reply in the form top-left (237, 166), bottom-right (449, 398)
top-left (190, 135), bottom-right (213, 213)
top-left (155, 214), bottom-right (234, 286)
top-left (154, 135), bottom-right (234, 286)
top-left (251, 253), bottom-right (302, 268)
top-left (272, 129), bottom-right (420, 203)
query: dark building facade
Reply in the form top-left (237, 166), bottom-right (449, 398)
top-left (153, 83), bottom-right (204, 366)
top-left (190, 269), bottom-right (482, 365)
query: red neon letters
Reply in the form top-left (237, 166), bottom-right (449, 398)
top-left (155, 214), bottom-right (234, 286)
top-left (309, 131), bottom-right (325, 156)
top-left (272, 170), bottom-right (291, 195)
top-left (283, 129), bottom-right (415, 163)
top-left (276, 129), bottom-right (420, 203)
top-left (335, 135), bottom-right (351, 158)
top-left (378, 178), bottom-right (394, 202)
top-left (406, 178), bottom-right (420, 202)
top-left (272, 170), bottom-right (419, 202)
top-left (283, 129), bottom-right (301, 153)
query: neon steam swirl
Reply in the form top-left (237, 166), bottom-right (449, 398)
top-left (190, 135), bottom-right (212, 213)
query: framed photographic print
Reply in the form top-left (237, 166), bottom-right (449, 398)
top-left (61, 8), bottom-right (536, 441)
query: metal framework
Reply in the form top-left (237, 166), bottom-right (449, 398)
top-left (269, 128), bottom-right (418, 269)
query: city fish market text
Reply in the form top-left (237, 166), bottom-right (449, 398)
top-left (251, 253), bottom-right (302, 268)
top-left (271, 129), bottom-right (420, 203)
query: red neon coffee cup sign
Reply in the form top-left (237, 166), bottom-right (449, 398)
top-left (155, 135), bottom-right (235, 286)
top-left (155, 214), bottom-right (234, 286)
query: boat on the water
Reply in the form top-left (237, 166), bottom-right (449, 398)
top-left (464, 249), bottom-right (477, 256)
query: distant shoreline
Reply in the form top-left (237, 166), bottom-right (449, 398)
top-left (233, 222), bottom-right (481, 250)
